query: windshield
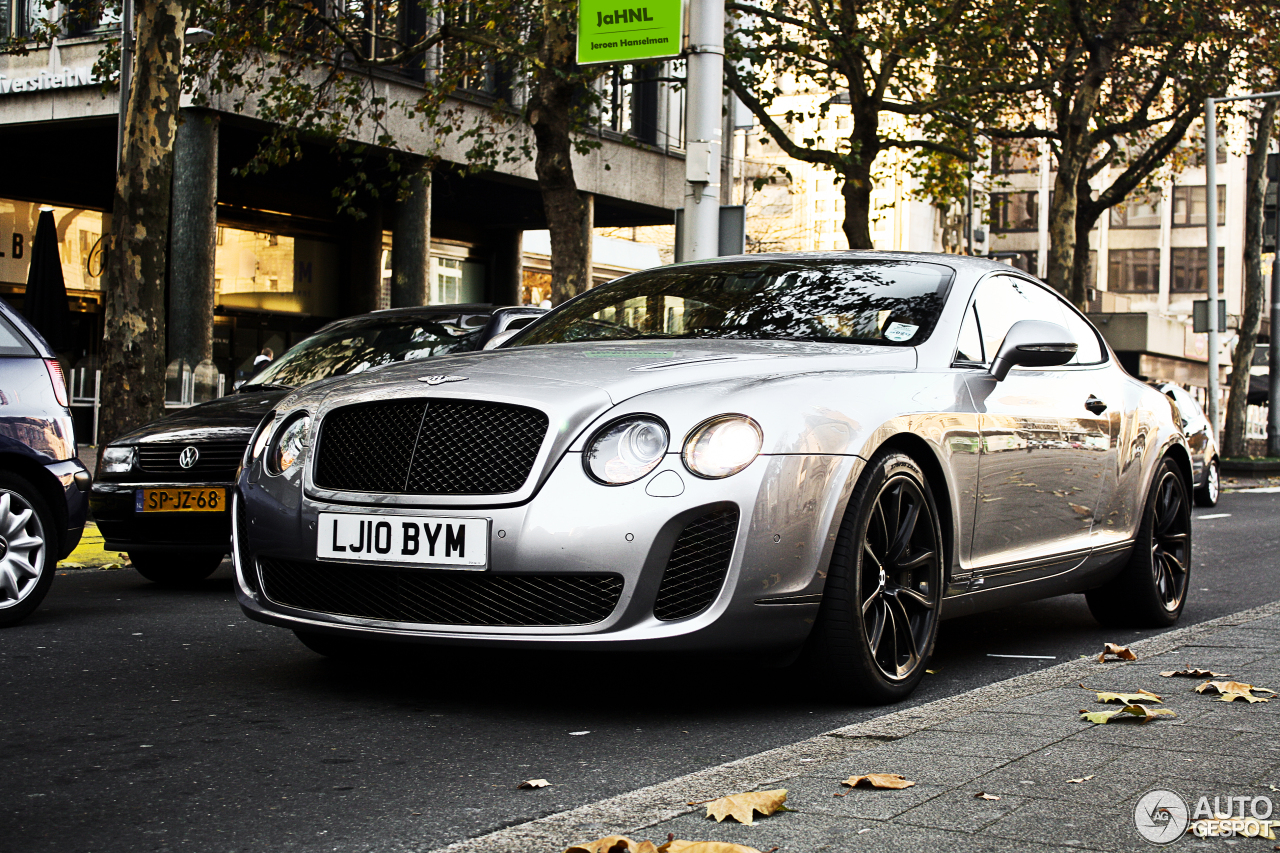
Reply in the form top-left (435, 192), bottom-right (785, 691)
top-left (243, 314), bottom-right (489, 389)
top-left (510, 259), bottom-right (954, 347)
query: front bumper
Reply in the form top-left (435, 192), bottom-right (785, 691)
top-left (90, 482), bottom-right (234, 554)
top-left (235, 451), bottom-right (861, 653)
top-left (47, 458), bottom-right (89, 559)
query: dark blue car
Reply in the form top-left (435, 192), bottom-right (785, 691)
top-left (0, 298), bottom-right (89, 626)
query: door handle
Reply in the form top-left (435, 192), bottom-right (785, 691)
top-left (1084, 395), bottom-right (1107, 415)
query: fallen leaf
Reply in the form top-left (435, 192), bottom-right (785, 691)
top-left (661, 842), bottom-right (766, 853)
top-left (842, 774), bottom-right (916, 790)
top-left (1066, 775), bottom-right (1096, 784)
top-left (1160, 668), bottom-right (1229, 678)
top-left (1097, 643), bottom-right (1137, 662)
top-left (704, 790), bottom-right (788, 825)
top-left (1195, 681), bottom-right (1276, 703)
top-left (565, 836), bottom-right (660, 853)
top-left (974, 792), bottom-right (1000, 800)
top-left (1080, 703), bottom-right (1176, 724)
top-left (1093, 689), bottom-right (1162, 704)
top-left (517, 779), bottom-right (551, 789)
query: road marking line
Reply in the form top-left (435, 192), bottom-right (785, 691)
top-left (1228, 486), bottom-right (1280, 493)
top-left (1196, 513), bottom-right (1231, 520)
top-left (987, 654), bottom-right (1056, 659)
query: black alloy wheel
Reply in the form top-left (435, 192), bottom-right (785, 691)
top-left (807, 451), bottom-right (944, 703)
top-left (1086, 457), bottom-right (1191, 628)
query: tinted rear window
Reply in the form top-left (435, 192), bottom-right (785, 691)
top-left (0, 314), bottom-right (35, 356)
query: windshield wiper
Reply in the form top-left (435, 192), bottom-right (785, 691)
top-left (239, 383), bottom-right (295, 393)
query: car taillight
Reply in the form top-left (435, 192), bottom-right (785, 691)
top-left (44, 358), bottom-right (69, 408)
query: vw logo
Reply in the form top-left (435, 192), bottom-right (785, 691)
top-left (178, 446), bottom-right (200, 469)
top-left (417, 375), bottom-right (468, 386)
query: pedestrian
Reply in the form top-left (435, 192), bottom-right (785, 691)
top-left (251, 346), bottom-right (273, 377)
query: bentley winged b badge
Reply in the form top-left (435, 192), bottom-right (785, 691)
top-left (417, 375), bottom-right (468, 386)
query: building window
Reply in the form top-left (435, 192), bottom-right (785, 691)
top-left (1110, 192), bottom-right (1161, 229)
top-left (1172, 185), bottom-right (1226, 227)
top-left (1108, 249), bottom-right (1161, 293)
top-left (989, 191), bottom-right (1039, 232)
top-left (1171, 247), bottom-right (1225, 294)
top-left (992, 143), bottom-right (1038, 175)
top-left (993, 251), bottom-right (1038, 275)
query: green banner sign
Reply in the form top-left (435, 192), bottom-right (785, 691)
top-left (576, 0), bottom-right (684, 65)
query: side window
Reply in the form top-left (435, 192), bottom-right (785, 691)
top-left (971, 276), bottom-right (1064, 364)
top-left (0, 314), bottom-right (35, 356)
top-left (954, 304), bottom-right (984, 364)
top-left (1057, 304), bottom-right (1106, 365)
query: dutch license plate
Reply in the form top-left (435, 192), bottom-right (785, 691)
top-left (317, 512), bottom-right (488, 569)
top-left (136, 488), bottom-right (226, 512)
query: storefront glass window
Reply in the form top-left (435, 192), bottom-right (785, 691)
top-left (0, 199), bottom-right (105, 293)
top-left (213, 225), bottom-right (339, 316)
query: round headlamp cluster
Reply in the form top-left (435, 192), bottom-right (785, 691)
top-left (583, 413), bottom-right (763, 485)
top-left (682, 415), bottom-right (764, 479)
top-left (585, 416), bottom-right (669, 485)
top-left (267, 414), bottom-right (311, 475)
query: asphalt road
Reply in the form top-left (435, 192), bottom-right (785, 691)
top-left (4, 488), bottom-right (1278, 852)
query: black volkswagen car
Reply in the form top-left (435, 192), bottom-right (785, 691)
top-left (0, 298), bottom-right (90, 626)
top-left (90, 304), bottom-right (543, 586)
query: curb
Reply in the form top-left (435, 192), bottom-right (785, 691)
top-left (425, 598), bottom-right (1280, 853)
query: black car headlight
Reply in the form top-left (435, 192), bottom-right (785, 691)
top-left (266, 414), bottom-right (311, 476)
top-left (99, 446), bottom-right (136, 474)
top-left (682, 415), bottom-right (763, 479)
top-left (584, 416), bottom-right (669, 485)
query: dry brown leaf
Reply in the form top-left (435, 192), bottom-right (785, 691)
top-left (1080, 703), bottom-right (1176, 724)
top-left (974, 792), bottom-right (1000, 800)
top-left (1092, 688), bottom-right (1162, 704)
top-left (1097, 643), bottom-right (1137, 662)
top-left (1195, 681), bottom-right (1276, 703)
top-left (1160, 668), bottom-right (1229, 678)
top-left (1066, 775), bottom-right (1096, 784)
top-left (704, 790), bottom-right (788, 825)
top-left (517, 779), bottom-right (551, 789)
top-left (842, 774), bottom-right (916, 790)
top-left (565, 836), bottom-right (660, 853)
top-left (661, 842), bottom-right (766, 853)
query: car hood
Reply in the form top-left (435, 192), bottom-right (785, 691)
top-left (310, 339), bottom-right (916, 407)
top-left (116, 389), bottom-right (287, 445)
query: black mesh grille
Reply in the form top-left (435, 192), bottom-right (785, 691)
top-left (315, 401), bottom-right (425, 492)
top-left (653, 509), bottom-right (739, 621)
top-left (258, 557), bottom-right (623, 627)
top-left (314, 399), bottom-right (548, 495)
top-left (136, 441), bottom-right (247, 481)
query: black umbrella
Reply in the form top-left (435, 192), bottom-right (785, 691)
top-left (23, 208), bottom-right (72, 352)
top-left (1248, 373), bottom-right (1269, 406)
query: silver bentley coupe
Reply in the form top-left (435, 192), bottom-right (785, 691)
top-left (233, 253), bottom-right (1193, 702)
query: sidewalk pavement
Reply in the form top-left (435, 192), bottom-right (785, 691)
top-left (432, 600), bottom-right (1280, 853)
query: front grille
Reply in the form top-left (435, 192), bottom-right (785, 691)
top-left (258, 557), bottom-right (623, 627)
top-left (314, 399), bottom-right (548, 495)
top-left (136, 441), bottom-right (247, 481)
top-left (653, 508), bottom-right (739, 621)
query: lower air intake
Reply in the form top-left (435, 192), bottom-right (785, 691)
top-left (653, 508), bottom-right (739, 621)
top-left (258, 557), bottom-right (623, 627)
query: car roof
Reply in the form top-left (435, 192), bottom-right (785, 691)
top-left (663, 250), bottom-right (1021, 276)
top-left (313, 304), bottom-right (506, 335)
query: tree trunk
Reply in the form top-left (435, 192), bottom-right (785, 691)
top-left (1046, 150), bottom-right (1087, 306)
top-left (840, 162), bottom-right (874, 250)
top-left (1223, 100), bottom-right (1278, 458)
top-left (99, 0), bottom-right (187, 447)
top-left (527, 0), bottom-right (589, 306)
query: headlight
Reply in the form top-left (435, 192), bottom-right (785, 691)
top-left (99, 446), bottom-right (136, 474)
top-left (247, 413), bottom-right (277, 464)
top-left (584, 416), bottom-right (669, 485)
top-left (267, 414), bottom-right (310, 476)
top-left (682, 415), bottom-right (763, 479)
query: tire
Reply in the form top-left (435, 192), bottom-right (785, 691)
top-left (0, 472), bottom-right (58, 628)
top-left (1086, 457), bottom-right (1192, 628)
top-left (294, 630), bottom-right (381, 659)
top-left (806, 451), bottom-right (945, 704)
top-left (1194, 458), bottom-right (1219, 508)
top-left (129, 550), bottom-right (224, 587)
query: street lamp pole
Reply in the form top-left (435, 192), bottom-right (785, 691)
top-left (679, 0), bottom-right (725, 261)
top-left (115, 0), bottom-right (134, 166)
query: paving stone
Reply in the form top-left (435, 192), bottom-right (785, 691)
top-left (982, 794), bottom-right (1151, 851)
top-left (814, 747), bottom-right (1011, 788)
top-left (895, 788), bottom-right (1033, 833)
top-left (890, 728), bottom-right (1070, 758)
top-left (781, 773), bottom-right (948, 820)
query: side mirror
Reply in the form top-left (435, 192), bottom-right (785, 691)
top-left (482, 329), bottom-right (520, 350)
top-left (990, 319), bottom-right (1077, 381)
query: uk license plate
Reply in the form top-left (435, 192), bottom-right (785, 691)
top-left (136, 488), bottom-right (227, 512)
top-left (316, 512), bottom-right (488, 569)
